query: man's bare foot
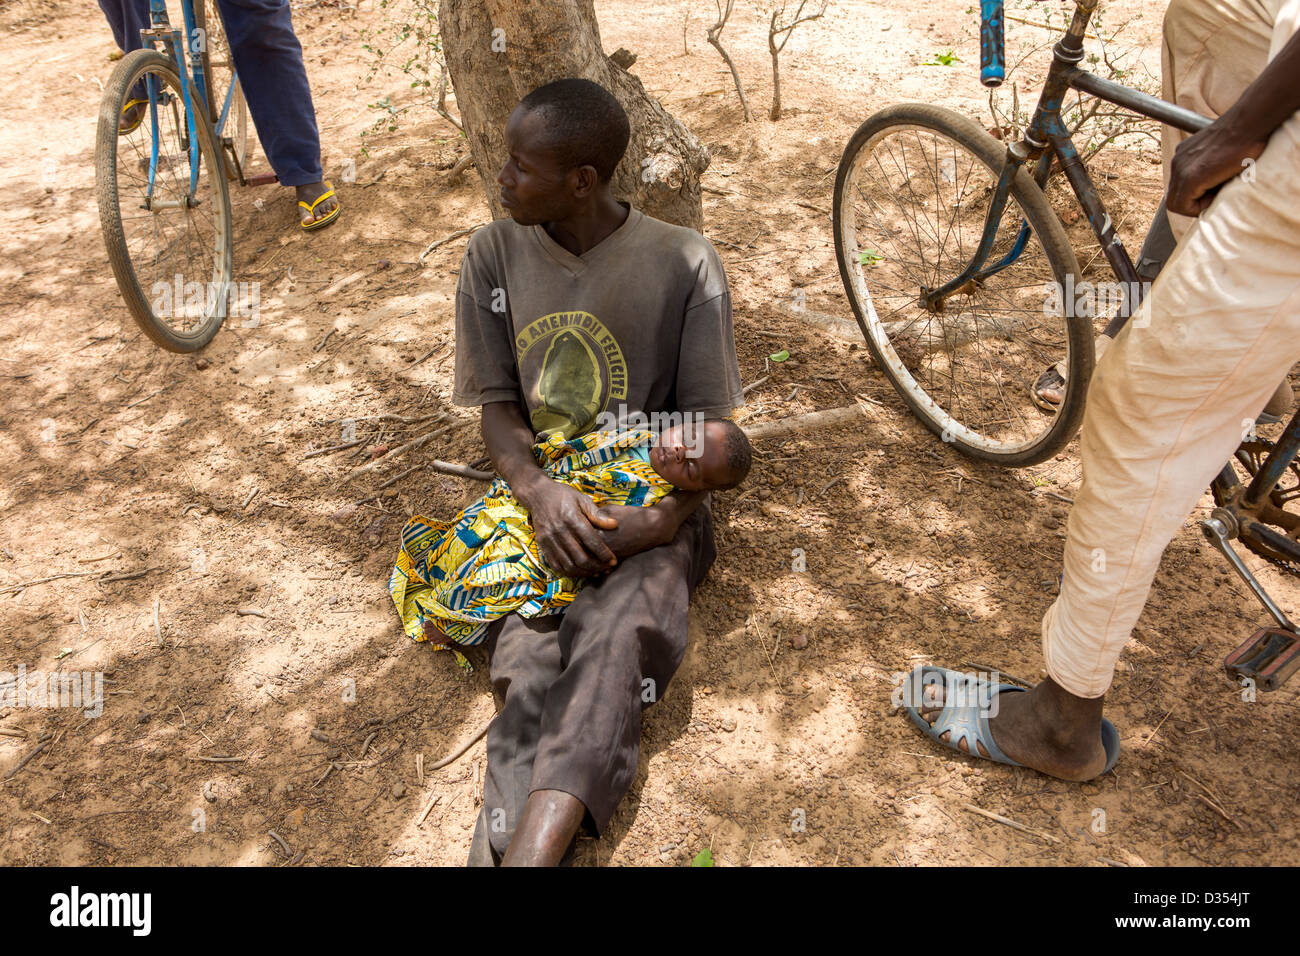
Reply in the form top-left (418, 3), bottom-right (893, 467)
top-left (1033, 363), bottom-right (1067, 407)
top-left (296, 181), bottom-right (339, 227)
top-left (1033, 334), bottom-right (1114, 408)
top-left (918, 676), bottom-right (1110, 781)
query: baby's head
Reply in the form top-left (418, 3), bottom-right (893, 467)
top-left (649, 419), bottom-right (752, 491)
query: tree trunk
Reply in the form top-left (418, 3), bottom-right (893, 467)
top-left (438, 0), bottom-right (710, 231)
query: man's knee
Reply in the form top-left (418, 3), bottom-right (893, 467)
top-left (486, 615), bottom-right (561, 714)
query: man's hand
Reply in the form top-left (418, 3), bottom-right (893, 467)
top-left (1165, 29), bottom-right (1300, 218)
top-left (480, 401), bottom-right (618, 577)
top-left (595, 504), bottom-right (673, 560)
top-left (596, 489), bottom-right (709, 562)
top-left (1166, 123), bottom-right (1267, 218)
top-left (521, 477), bottom-right (619, 577)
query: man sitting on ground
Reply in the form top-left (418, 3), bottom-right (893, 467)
top-left (450, 78), bottom-right (744, 865)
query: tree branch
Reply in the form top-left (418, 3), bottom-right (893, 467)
top-left (707, 0), bottom-right (752, 122)
top-left (767, 1), bottom-right (827, 120)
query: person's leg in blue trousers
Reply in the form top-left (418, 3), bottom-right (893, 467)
top-left (97, 0), bottom-right (151, 109)
top-left (214, 0), bottom-right (323, 188)
top-left (99, 0), bottom-right (337, 224)
top-left (98, 0), bottom-right (151, 54)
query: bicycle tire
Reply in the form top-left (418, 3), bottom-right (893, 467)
top-left (196, 0), bottom-right (248, 181)
top-left (834, 103), bottom-right (1090, 467)
top-left (96, 48), bottom-right (233, 353)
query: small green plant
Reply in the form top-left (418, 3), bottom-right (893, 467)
top-left (369, 96), bottom-right (400, 134)
top-left (857, 249), bottom-right (884, 266)
top-left (359, 0), bottom-right (463, 147)
top-left (925, 50), bottom-right (962, 66)
top-left (691, 848), bottom-right (715, 867)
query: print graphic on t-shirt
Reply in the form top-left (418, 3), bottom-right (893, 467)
top-left (515, 311), bottom-right (628, 438)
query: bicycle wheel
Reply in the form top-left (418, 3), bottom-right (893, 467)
top-left (96, 48), bottom-right (233, 353)
top-left (834, 103), bottom-right (1090, 467)
top-left (196, 0), bottom-right (248, 181)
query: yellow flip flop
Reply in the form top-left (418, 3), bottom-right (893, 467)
top-left (119, 98), bottom-right (149, 136)
top-left (299, 181), bottom-right (341, 232)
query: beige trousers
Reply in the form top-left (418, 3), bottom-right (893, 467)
top-left (1161, 0), bottom-right (1295, 237)
top-left (1042, 0), bottom-right (1300, 698)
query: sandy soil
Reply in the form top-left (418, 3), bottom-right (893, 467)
top-left (1, 0), bottom-right (1297, 866)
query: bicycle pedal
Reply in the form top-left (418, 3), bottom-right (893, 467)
top-left (1225, 626), bottom-right (1300, 691)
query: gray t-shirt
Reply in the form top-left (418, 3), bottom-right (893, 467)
top-left (452, 205), bottom-right (745, 439)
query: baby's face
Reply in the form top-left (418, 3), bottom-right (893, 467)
top-left (650, 421), bottom-right (735, 490)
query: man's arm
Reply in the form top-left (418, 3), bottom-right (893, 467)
top-left (1167, 30), bottom-right (1300, 217)
top-left (480, 401), bottom-right (618, 577)
top-left (594, 236), bottom-right (743, 560)
top-left (597, 488), bottom-right (708, 559)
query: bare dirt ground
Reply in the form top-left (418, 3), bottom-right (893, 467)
top-left (2, 0), bottom-right (1298, 866)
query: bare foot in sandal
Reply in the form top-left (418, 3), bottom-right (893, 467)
top-left (297, 181), bottom-right (340, 230)
top-left (119, 99), bottom-right (148, 135)
top-left (1032, 333), bottom-right (1114, 409)
top-left (913, 671), bottom-right (1112, 781)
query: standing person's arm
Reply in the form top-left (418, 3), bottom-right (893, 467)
top-left (1167, 31), bottom-right (1300, 217)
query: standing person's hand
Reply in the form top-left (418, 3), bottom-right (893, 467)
top-left (1164, 25), bottom-right (1300, 217)
top-left (1166, 123), bottom-right (1268, 218)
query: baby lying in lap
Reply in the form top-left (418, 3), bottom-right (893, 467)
top-left (389, 419), bottom-right (752, 668)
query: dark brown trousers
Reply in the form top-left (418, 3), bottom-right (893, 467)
top-left (468, 499), bottom-right (716, 864)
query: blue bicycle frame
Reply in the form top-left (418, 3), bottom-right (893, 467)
top-left (137, 0), bottom-right (240, 201)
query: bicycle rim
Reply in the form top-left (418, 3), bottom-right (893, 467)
top-left (834, 104), bottom-right (1089, 467)
top-left (96, 49), bottom-right (233, 352)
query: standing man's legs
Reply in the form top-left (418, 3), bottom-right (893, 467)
top-left (1045, 0), bottom-right (1300, 695)
top-left (920, 8), bottom-right (1300, 777)
top-left (214, 0), bottom-right (339, 225)
top-left (98, 0), bottom-right (153, 129)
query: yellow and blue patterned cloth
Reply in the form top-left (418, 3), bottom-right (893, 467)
top-left (388, 428), bottom-right (672, 669)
